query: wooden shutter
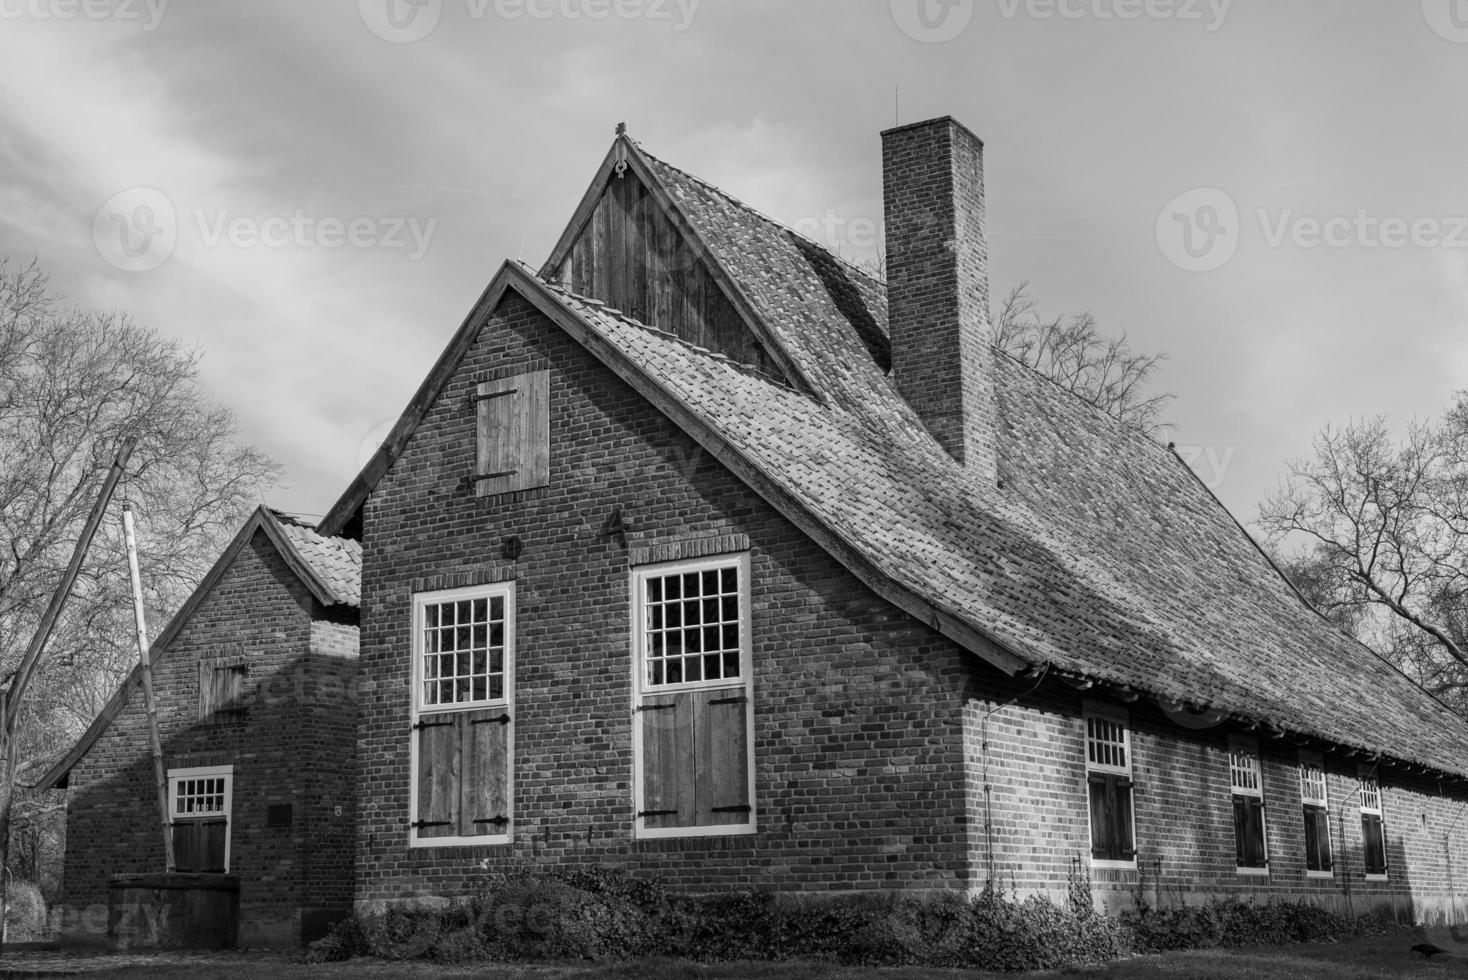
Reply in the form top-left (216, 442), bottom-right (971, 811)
top-left (1234, 796), bottom-right (1267, 867)
top-left (640, 692), bottom-right (694, 829)
top-left (693, 688), bottom-right (750, 826)
top-left (1088, 773), bottom-right (1115, 859)
top-left (1304, 805), bottom-right (1332, 871)
top-left (198, 663), bottom-right (246, 720)
top-left (1112, 776), bottom-right (1136, 858)
top-left (476, 370), bottom-right (549, 497)
top-left (172, 819), bottom-right (227, 873)
top-left (460, 708), bottom-right (510, 836)
top-left (415, 715), bottom-right (460, 838)
top-left (1362, 814), bottom-right (1387, 875)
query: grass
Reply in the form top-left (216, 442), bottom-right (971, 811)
top-left (25, 930), bottom-right (1468, 979)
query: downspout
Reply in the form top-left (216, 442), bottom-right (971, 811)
top-left (980, 663), bottom-right (1050, 887)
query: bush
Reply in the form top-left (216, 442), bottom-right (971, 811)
top-left (314, 866), bottom-right (1404, 970)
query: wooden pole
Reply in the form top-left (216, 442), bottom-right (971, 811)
top-left (0, 436), bottom-right (136, 956)
top-left (123, 504), bottom-right (175, 872)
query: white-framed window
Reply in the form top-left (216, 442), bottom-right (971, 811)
top-left (1230, 739), bottom-right (1268, 874)
top-left (409, 583), bottom-right (515, 847)
top-left (168, 765), bottom-right (233, 873)
top-left (1298, 753), bottom-right (1332, 876)
top-left (1083, 703), bottom-right (1136, 868)
top-left (631, 554), bottom-right (754, 838)
top-left (1359, 769), bottom-right (1387, 880)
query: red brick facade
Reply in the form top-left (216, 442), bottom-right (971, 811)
top-left (357, 287), bottom-right (1468, 926)
top-left (58, 530), bottom-right (358, 946)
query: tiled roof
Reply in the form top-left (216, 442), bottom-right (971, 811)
top-left (520, 141), bottom-right (1468, 779)
top-left (272, 511), bottom-right (362, 607)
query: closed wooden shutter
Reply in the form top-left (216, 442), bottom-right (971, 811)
top-left (640, 692), bottom-right (694, 829)
top-left (1088, 773), bottom-right (1134, 860)
top-left (415, 715), bottom-right (460, 838)
top-left (1362, 814), bottom-right (1387, 875)
top-left (1304, 805), bottom-right (1332, 871)
top-left (1234, 796), bottom-right (1267, 867)
top-left (198, 662), bottom-right (247, 720)
top-left (693, 689), bottom-right (750, 825)
top-left (461, 708), bottom-right (510, 836)
top-left (476, 370), bottom-right (549, 497)
top-left (172, 819), bottom-right (227, 873)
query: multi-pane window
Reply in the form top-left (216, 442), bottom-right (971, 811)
top-left (642, 564), bottom-right (742, 688)
top-left (633, 554), bottom-right (754, 838)
top-left (1299, 755), bottom-right (1332, 874)
top-left (1230, 740), bottom-right (1268, 872)
top-left (1359, 771), bottom-right (1387, 878)
top-left (410, 584), bottom-right (514, 846)
top-left (420, 594), bottom-right (507, 707)
top-left (1084, 706), bottom-right (1135, 865)
top-left (168, 765), bottom-right (232, 873)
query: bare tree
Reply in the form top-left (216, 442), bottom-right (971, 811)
top-left (0, 258), bottom-right (279, 895)
top-left (1259, 403), bottom-right (1468, 712)
top-left (991, 282), bottom-right (1173, 435)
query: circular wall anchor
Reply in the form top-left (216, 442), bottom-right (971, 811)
top-left (502, 536), bottom-right (524, 560)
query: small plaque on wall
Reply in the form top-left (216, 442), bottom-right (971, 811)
top-left (266, 803), bottom-right (293, 828)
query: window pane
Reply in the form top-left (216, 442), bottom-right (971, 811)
top-left (721, 567), bottom-right (737, 592)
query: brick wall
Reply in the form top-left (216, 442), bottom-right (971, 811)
top-left (964, 670), bottom-right (1468, 923)
top-left (59, 531), bottom-right (359, 946)
top-left (356, 290), bottom-right (975, 907)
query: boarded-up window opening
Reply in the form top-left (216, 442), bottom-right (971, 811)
top-left (168, 765), bottom-right (232, 873)
top-left (633, 554), bottom-right (754, 837)
top-left (475, 371), bottom-right (549, 497)
top-left (1359, 772), bottom-right (1387, 877)
top-left (1083, 705), bottom-right (1136, 863)
top-left (411, 584), bottom-right (515, 846)
top-left (198, 661), bottom-right (247, 721)
top-left (1230, 740), bottom-right (1268, 870)
top-left (1299, 756), bottom-right (1332, 873)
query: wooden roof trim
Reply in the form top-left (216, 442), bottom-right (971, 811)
top-left (508, 266), bottom-right (1028, 677)
top-left (538, 134), bottom-right (816, 402)
top-left (34, 506), bottom-right (333, 792)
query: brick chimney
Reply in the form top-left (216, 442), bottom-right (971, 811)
top-left (881, 116), bottom-right (996, 482)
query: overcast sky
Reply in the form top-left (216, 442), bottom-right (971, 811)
top-left (2, 0), bottom-right (1466, 530)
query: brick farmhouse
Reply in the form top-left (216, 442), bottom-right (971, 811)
top-left (313, 115), bottom-right (1468, 923)
top-left (45, 115), bottom-right (1468, 943)
top-left (37, 507), bottom-right (361, 946)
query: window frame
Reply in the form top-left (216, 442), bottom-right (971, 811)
top-left (630, 553), bottom-right (756, 840)
top-left (1298, 752), bottom-right (1333, 878)
top-left (1082, 702), bottom-right (1137, 870)
top-left (1229, 738), bottom-right (1270, 875)
top-left (167, 764), bottom-right (233, 873)
top-left (1358, 769), bottom-right (1388, 881)
top-left (408, 582), bottom-right (516, 848)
